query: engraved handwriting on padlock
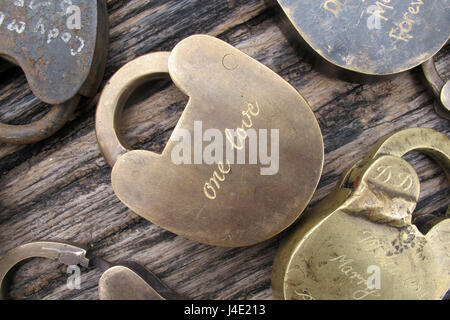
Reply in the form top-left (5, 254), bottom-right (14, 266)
top-left (0, 0), bottom-right (108, 105)
top-left (322, 0), bottom-right (343, 18)
top-left (0, 0), bottom-right (108, 144)
top-left (6, 18), bottom-right (25, 34)
top-left (0, 1), bottom-right (85, 56)
top-left (12, 0), bottom-right (82, 25)
top-left (172, 121), bottom-right (281, 200)
top-left (203, 162), bottom-right (231, 201)
top-left (272, 128), bottom-right (450, 300)
top-left (324, 0), bottom-right (423, 42)
top-left (389, 1), bottom-right (424, 42)
top-left (224, 101), bottom-right (261, 151)
top-left (97, 35), bottom-right (324, 247)
top-left (372, 166), bottom-right (413, 191)
top-left (323, 0), bottom-right (394, 20)
top-left (345, 156), bottom-right (420, 227)
top-left (169, 97), bottom-right (280, 201)
top-left (328, 255), bottom-right (382, 300)
top-left (278, 0), bottom-right (448, 77)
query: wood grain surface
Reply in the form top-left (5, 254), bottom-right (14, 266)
top-left (0, 0), bottom-right (448, 300)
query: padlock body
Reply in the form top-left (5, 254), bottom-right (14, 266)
top-left (277, 0), bottom-right (450, 76)
top-left (111, 35), bottom-right (324, 247)
top-left (273, 210), bottom-right (449, 300)
top-left (0, 0), bottom-right (107, 104)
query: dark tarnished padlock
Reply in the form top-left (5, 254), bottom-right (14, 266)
top-left (0, 241), bottom-right (180, 300)
top-left (275, 0), bottom-right (450, 117)
top-left (96, 35), bottom-right (324, 247)
top-left (272, 128), bottom-right (449, 300)
top-left (276, 0), bottom-right (449, 76)
top-left (0, 0), bottom-right (109, 144)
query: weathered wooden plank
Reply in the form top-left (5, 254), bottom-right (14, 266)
top-left (0, 0), bottom-right (448, 300)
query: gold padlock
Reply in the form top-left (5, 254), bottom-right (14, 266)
top-left (96, 35), bottom-right (324, 247)
top-left (272, 128), bottom-right (449, 300)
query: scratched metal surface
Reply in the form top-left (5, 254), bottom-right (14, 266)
top-left (0, 0), bottom-right (101, 104)
top-left (277, 0), bottom-right (450, 75)
top-left (0, 0), bottom-right (448, 300)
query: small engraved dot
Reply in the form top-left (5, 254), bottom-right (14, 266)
top-left (222, 54), bottom-right (238, 71)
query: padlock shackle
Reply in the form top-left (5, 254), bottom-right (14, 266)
top-left (95, 52), bottom-right (171, 167)
top-left (0, 0), bottom-right (109, 145)
top-left (366, 128), bottom-right (450, 178)
top-left (422, 58), bottom-right (450, 120)
top-left (345, 128), bottom-right (449, 184)
top-left (0, 241), bottom-right (89, 300)
top-left (347, 128), bottom-right (450, 217)
top-left (273, 128), bottom-right (450, 300)
top-left (0, 96), bottom-right (78, 144)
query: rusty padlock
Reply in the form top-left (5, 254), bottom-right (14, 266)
top-left (96, 35), bottom-right (324, 247)
top-left (0, 241), bottom-right (180, 300)
top-left (0, 0), bottom-right (109, 144)
top-left (275, 0), bottom-right (450, 118)
top-left (272, 127), bottom-right (449, 300)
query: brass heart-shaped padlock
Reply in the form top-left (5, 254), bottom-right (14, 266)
top-left (0, 0), bottom-right (109, 143)
top-left (272, 128), bottom-right (450, 300)
top-left (96, 35), bottom-right (324, 247)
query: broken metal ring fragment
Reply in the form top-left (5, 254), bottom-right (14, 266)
top-left (272, 127), bottom-right (450, 300)
top-left (0, 241), bottom-right (89, 300)
top-left (96, 34), bottom-right (324, 247)
top-left (0, 242), bottom-right (180, 300)
top-left (0, 0), bottom-right (109, 144)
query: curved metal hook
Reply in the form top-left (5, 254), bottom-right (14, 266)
top-left (95, 52), bottom-right (170, 167)
top-left (0, 96), bottom-right (79, 144)
top-left (0, 241), bottom-right (89, 300)
top-left (345, 128), bottom-right (449, 217)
